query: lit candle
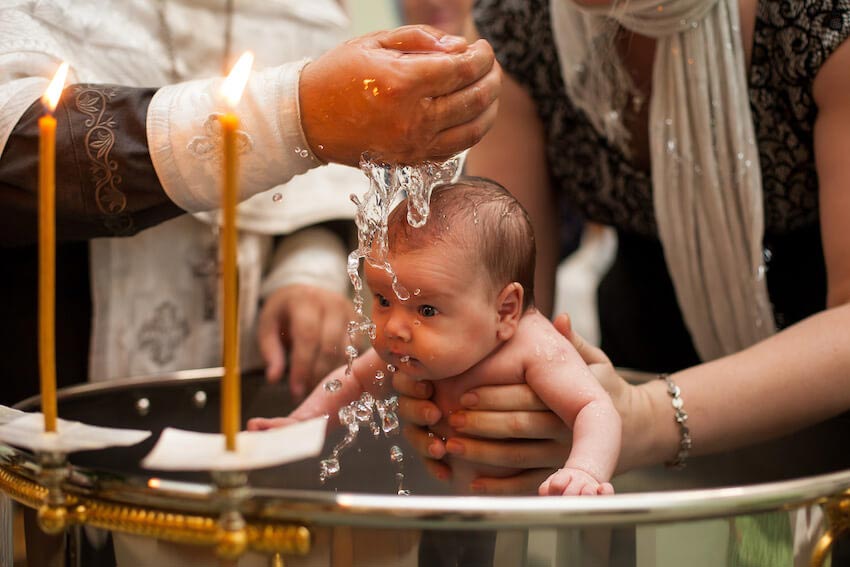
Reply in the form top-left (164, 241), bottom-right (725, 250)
top-left (219, 52), bottom-right (253, 451)
top-left (39, 62), bottom-right (69, 434)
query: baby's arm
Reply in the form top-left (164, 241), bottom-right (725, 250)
top-left (522, 315), bottom-right (621, 496)
top-left (248, 348), bottom-right (385, 429)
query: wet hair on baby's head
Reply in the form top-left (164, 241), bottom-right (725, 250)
top-left (387, 176), bottom-right (536, 309)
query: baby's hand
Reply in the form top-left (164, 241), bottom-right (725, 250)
top-left (246, 416), bottom-right (298, 431)
top-left (538, 467), bottom-right (614, 496)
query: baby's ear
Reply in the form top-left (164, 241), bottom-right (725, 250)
top-left (496, 282), bottom-right (523, 341)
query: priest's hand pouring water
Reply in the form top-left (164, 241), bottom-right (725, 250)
top-left (299, 25), bottom-right (501, 166)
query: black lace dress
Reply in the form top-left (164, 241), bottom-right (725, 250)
top-left (475, 0), bottom-right (850, 372)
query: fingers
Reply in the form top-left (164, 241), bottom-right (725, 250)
top-left (257, 310), bottom-right (285, 383)
top-left (392, 372), bottom-right (434, 399)
top-left (426, 84), bottom-right (500, 158)
top-left (448, 410), bottom-right (570, 441)
top-left (418, 39), bottom-right (497, 98)
top-left (246, 417), bottom-right (293, 431)
top-left (402, 424), bottom-right (447, 459)
top-left (539, 469), bottom-right (607, 496)
top-left (427, 60), bottom-right (501, 128)
top-left (397, 394), bottom-right (442, 426)
top-left (460, 384), bottom-right (547, 411)
top-left (309, 310), bottom-right (348, 388)
top-left (287, 307), bottom-right (321, 401)
top-left (402, 424), bottom-right (450, 482)
top-left (444, 438), bottom-right (568, 469)
top-left (375, 25), bottom-right (468, 54)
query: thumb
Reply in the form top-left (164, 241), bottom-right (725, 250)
top-left (553, 312), bottom-right (609, 365)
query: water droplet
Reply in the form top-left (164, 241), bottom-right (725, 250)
top-left (324, 378), bottom-right (342, 393)
top-left (370, 422), bottom-right (381, 437)
top-left (272, 192), bottom-right (282, 202)
top-left (381, 411), bottom-right (399, 433)
top-left (386, 395), bottom-right (398, 412)
top-left (320, 458), bottom-right (340, 479)
top-left (317, 144), bottom-right (324, 150)
top-left (389, 445), bottom-right (404, 463)
top-left (338, 405), bottom-right (355, 425)
top-left (399, 355), bottom-right (410, 363)
top-left (413, 288), bottom-right (421, 296)
top-left (387, 364), bottom-right (397, 373)
top-left (345, 345), bottom-right (358, 358)
top-left (354, 405), bottom-right (372, 422)
top-left (413, 320), bottom-right (421, 327)
top-left (374, 370), bottom-right (385, 382)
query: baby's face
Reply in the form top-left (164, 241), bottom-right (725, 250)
top-left (364, 243), bottom-right (502, 381)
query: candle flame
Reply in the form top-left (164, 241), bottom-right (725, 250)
top-left (220, 51), bottom-right (254, 108)
top-left (42, 62), bottom-right (69, 112)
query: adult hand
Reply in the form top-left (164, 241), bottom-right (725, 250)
top-left (258, 284), bottom-right (353, 400)
top-left (300, 25), bottom-right (501, 166)
top-left (395, 313), bottom-right (644, 494)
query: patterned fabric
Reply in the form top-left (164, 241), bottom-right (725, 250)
top-left (476, 0), bottom-right (850, 371)
top-left (475, 0), bottom-right (850, 237)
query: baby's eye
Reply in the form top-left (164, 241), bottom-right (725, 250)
top-left (418, 305), bottom-right (438, 318)
top-left (376, 293), bottom-right (390, 308)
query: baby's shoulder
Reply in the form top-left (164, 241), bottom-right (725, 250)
top-left (512, 310), bottom-right (576, 362)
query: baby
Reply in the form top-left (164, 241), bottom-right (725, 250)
top-left (250, 178), bottom-right (621, 495)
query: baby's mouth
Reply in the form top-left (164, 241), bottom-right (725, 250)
top-left (389, 351), bottom-right (418, 366)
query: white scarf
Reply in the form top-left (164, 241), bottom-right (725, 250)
top-left (551, 0), bottom-right (775, 361)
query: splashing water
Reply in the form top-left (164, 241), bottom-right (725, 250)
top-left (319, 389), bottom-right (402, 483)
top-left (344, 155), bottom-right (463, 368)
top-left (318, 153), bottom-right (462, 491)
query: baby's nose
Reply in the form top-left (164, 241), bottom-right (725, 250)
top-left (384, 311), bottom-right (412, 341)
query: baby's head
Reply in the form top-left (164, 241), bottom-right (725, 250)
top-left (364, 176), bottom-right (536, 380)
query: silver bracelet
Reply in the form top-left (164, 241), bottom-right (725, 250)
top-left (659, 373), bottom-right (691, 469)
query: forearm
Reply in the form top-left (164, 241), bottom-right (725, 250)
top-left (624, 303), bottom-right (850, 472)
top-left (0, 87), bottom-right (182, 245)
top-left (565, 399), bottom-right (621, 482)
top-left (289, 348), bottom-right (385, 421)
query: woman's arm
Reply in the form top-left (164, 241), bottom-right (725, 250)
top-left (466, 72), bottom-right (559, 316)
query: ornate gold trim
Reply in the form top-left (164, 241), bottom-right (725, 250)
top-left (0, 465), bottom-right (310, 556)
top-left (811, 490), bottom-right (850, 567)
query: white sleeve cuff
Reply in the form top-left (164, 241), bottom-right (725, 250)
top-left (260, 226), bottom-right (350, 298)
top-left (147, 60), bottom-right (322, 212)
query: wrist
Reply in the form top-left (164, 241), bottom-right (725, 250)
top-left (617, 378), bottom-right (679, 473)
top-left (148, 61), bottom-right (321, 212)
top-left (298, 61), bottom-right (339, 166)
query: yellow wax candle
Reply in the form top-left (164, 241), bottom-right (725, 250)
top-left (218, 52), bottom-right (253, 451)
top-left (219, 111), bottom-right (240, 451)
top-left (39, 63), bottom-right (69, 434)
